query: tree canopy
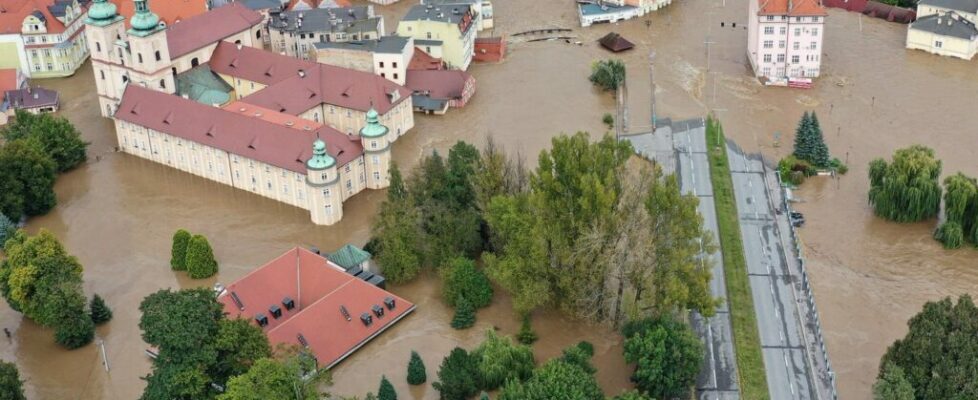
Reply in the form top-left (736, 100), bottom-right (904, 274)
top-left (0, 139), bottom-right (58, 220)
top-left (878, 295), bottom-right (978, 400)
top-left (185, 234), bottom-right (218, 279)
top-left (90, 293), bottom-right (113, 325)
top-left (471, 330), bottom-right (535, 390)
top-left (873, 362), bottom-right (915, 400)
top-left (934, 173), bottom-right (978, 249)
top-left (0, 213), bottom-right (14, 246)
top-left (869, 145), bottom-right (942, 223)
top-left (432, 347), bottom-right (480, 400)
top-left (378, 376), bottom-right (397, 400)
top-left (407, 350), bottom-right (427, 385)
top-left (217, 353), bottom-right (328, 400)
top-left (171, 229), bottom-right (192, 271)
top-left (497, 358), bottom-right (603, 400)
top-left (589, 59), bottom-right (626, 92)
top-left (0, 359), bottom-right (26, 400)
top-left (1, 109), bottom-right (88, 172)
top-left (623, 316), bottom-right (703, 399)
top-left (441, 257), bottom-right (493, 309)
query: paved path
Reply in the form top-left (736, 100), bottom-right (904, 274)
top-left (726, 144), bottom-right (834, 400)
top-left (622, 118), bottom-right (740, 400)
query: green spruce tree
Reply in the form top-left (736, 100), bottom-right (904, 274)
top-left (378, 375), bottom-right (397, 400)
top-left (517, 314), bottom-right (538, 345)
top-left (451, 296), bottom-right (476, 330)
top-left (89, 294), bottom-right (113, 325)
top-left (793, 112), bottom-right (814, 162)
top-left (407, 350), bottom-right (427, 385)
top-left (808, 112), bottom-right (830, 168)
top-left (170, 229), bottom-right (191, 271)
top-left (185, 234), bottom-right (218, 279)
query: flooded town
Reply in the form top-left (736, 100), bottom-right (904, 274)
top-left (1, 0), bottom-right (977, 399)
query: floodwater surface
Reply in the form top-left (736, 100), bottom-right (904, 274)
top-left (3, 0), bottom-right (978, 398)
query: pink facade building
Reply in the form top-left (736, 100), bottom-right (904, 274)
top-left (747, 0), bottom-right (828, 82)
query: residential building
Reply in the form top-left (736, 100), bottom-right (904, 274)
top-left (4, 85), bottom-right (59, 113)
top-left (225, 0), bottom-right (286, 48)
top-left (312, 36), bottom-right (413, 85)
top-left (396, 3), bottom-right (477, 70)
top-left (85, 0), bottom-right (264, 117)
top-left (268, 6), bottom-right (384, 60)
top-left (421, 0), bottom-right (493, 31)
top-left (285, 0), bottom-right (351, 11)
top-left (907, 0), bottom-right (978, 59)
top-left (747, 0), bottom-right (827, 82)
top-left (406, 69), bottom-right (474, 114)
top-left (217, 247), bottom-right (416, 369)
top-left (0, 68), bottom-right (27, 124)
top-left (0, 0), bottom-right (89, 78)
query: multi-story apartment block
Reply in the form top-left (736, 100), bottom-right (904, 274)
top-left (86, 0), bottom-right (413, 225)
top-left (312, 36), bottom-right (413, 85)
top-left (268, 6), bottom-right (384, 60)
top-left (396, 3), bottom-right (476, 70)
top-left (906, 0), bottom-right (978, 59)
top-left (747, 0), bottom-right (827, 82)
top-left (421, 0), bottom-right (493, 31)
top-left (0, 0), bottom-right (89, 78)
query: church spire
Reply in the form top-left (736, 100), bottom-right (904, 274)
top-left (85, 0), bottom-right (121, 26)
top-left (129, 0), bottom-right (162, 36)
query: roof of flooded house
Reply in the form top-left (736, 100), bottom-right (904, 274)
top-left (114, 85), bottom-right (363, 172)
top-left (408, 47), bottom-right (443, 70)
top-left (209, 42), bottom-right (410, 115)
top-left (314, 36), bottom-right (411, 55)
top-left (0, 69), bottom-right (23, 93)
top-left (910, 12), bottom-right (978, 39)
top-left (164, 2), bottom-right (263, 59)
top-left (402, 3), bottom-right (475, 32)
top-left (270, 6), bottom-right (381, 35)
top-left (406, 69), bottom-right (472, 100)
top-left (599, 32), bottom-right (635, 52)
top-left (918, 0), bottom-right (978, 12)
top-left (757, 0), bottom-right (827, 16)
top-left (111, 0), bottom-right (208, 27)
top-left (218, 247), bottom-right (415, 369)
top-left (5, 86), bottom-right (58, 109)
top-left (0, 0), bottom-right (71, 34)
top-left (578, 3), bottom-right (638, 16)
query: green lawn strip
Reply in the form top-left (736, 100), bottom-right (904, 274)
top-left (705, 118), bottom-right (770, 400)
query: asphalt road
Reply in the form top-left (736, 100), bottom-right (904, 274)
top-left (726, 146), bottom-right (818, 400)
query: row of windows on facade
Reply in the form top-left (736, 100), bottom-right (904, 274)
top-left (761, 67), bottom-right (819, 77)
top-left (124, 135), bottom-right (382, 196)
top-left (763, 26), bottom-right (819, 36)
top-left (762, 40), bottom-right (818, 50)
top-left (293, 32), bottom-right (369, 41)
top-left (761, 53), bottom-right (820, 63)
top-left (765, 15), bottom-right (821, 22)
top-left (30, 47), bottom-right (76, 59)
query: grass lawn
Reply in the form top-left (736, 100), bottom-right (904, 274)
top-left (705, 116), bottom-right (770, 400)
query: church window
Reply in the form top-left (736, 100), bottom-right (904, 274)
top-left (191, 57), bottom-right (199, 67)
top-left (100, 70), bottom-right (105, 80)
top-left (155, 51), bottom-right (161, 61)
top-left (372, 156), bottom-right (379, 165)
top-left (138, 53), bottom-right (143, 63)
top-left (373, 171), bottom-right (380, 181)
top-left (325, 204), bottom-right (333, 215)
top-left (95, 42), bottom-right (101, 52)
top-left (160, 79), bottom-right (166, 89)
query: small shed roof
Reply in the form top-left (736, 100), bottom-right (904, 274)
top-left (599, 32), bottom-right (634, 52)
top-left (327, 244), bottom-right (372, 270)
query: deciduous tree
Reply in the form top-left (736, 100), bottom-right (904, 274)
top-left (934, 173), bottom-right (978, 248)
top-left (497, 358), bottom-right (603, 400)
top-left (869, 145), bottom-right (942, 223)
top-left (873, 362), bottom-right (914, 400)
top-left (589, 59), bottom-right (626, 92)
top-left (442, 257), bottom-right (493, 309)
top-left (55, 311), bottom-right (95, 349)
top-left (0, 360), bottom-right (26, 400)
top-left (623, 316), bottom-right (703, 399)
top-left (211, 318), bottom-right (271, 382)
top-left (432, 347), bottom-right (480, 400)
top-left (471, 330), bottom-right (534, 390)
top-left (0, 139), bottom-right (57, 220)
top-left (373, 164), bottom-right (422, 283)
top-left (2, 110), bottom-right (88, 172)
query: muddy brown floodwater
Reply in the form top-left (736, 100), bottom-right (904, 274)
top-left (2, 0), bottom-right (977, 398)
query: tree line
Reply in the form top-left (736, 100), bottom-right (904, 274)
top-left (0, 110), bottom-right (89, 224)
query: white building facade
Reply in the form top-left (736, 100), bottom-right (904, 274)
top-left (747, 0), bottom-right (827, 82)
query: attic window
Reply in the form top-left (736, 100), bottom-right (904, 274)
top-left (371, 304), bottom-right (384, 318)
top-left (282, 296), bottom-right (295, 310)
top-left (255, 313), bottom-right (269, 327)
top-left (383, 296), bottom-right (395, 310)
top-left (360, 312), bottom-right (373, 326)
top-left (340, 305), bottom-right (351, 321)
top-left (269, 304), bottom-right (282, 319)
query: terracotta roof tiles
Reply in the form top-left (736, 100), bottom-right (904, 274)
top-left (112, 0), bottom-right (207, 27)
top-left (758, 0), bottom-right (828, 16)
top-left (165, 2), bottom-right (263, 59)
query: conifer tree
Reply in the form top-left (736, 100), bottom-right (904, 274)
top-left (793, 112), bottom-right (813, 162)
top-left (185, 234), bottom-right (219, 279)
top-left (170, 229), bottom-right (191, 271)
top-left (808, 112), bottom-right (830, 168)
top-left (451, 296), bottom-right (476, 330)
top-left (378, 376), bottom-right (397, 400)
top-left (407, 350), bottom-right (427, 385)
top-left (89, 294), bottom-right (113, 325)
top-left (517, 314), bottom-right (538, 345)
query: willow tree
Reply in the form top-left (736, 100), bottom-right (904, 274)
top-left (868, 145), bottom-right (942, 223)
top-left (589, 59), bottom-right (626, 92)
top-left (934, 173), bottom-right (978, 249)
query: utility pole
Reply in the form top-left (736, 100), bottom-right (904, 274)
top-left (704, 36), bottom-right (716, 71)
top-left (711, 71), bottom-right (719, 105)
top-left (649, 51), bottom-right (656, 130)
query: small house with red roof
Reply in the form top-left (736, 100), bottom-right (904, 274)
top-left (0, 0), bottom-right (90, 78)
top-left (218, 247), bottom-right (415, 369)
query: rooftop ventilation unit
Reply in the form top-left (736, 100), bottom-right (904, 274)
top-left (255, 313), bottom-right (269, 327)
top-left (230, 291), bottom-right (245, 311)
top-left (297, 333), bottom-right (309, 347)
top-left (269, 304), bottom-right (282, 319)
top-left (371, 304), bottom-right (384, 318)
top-left (282, 296), bottom-right (296, 310)
top-left (360, 312), bottom-right (373, 326)
top-left (340, 305), bottom-right (352, 321)
top-left (383, 296), bottom-right (396, 310)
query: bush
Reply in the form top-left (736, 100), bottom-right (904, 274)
top-left (472, 330), bottom-right (535, 390)
top-left (90, 294), bottom-right (113, 325)
top-left (442, 257), bottom-right (493, 309)
top-left (185, 234), bottom-right (218, 279)
top-left (602, 113), bottom-right (614, 130)
top-left (378, 376), bottom-right (397, 400)
top-left (517, 314), bottom-right (538, 345)
top-left (561, 341), bottom-right (596, 375)
top-left (407, 351), bottom-right (427, 385)
top-left (433, 347), bottom-right (480, 400)
top-left (934, 221), bottom-right (964, 249)
top-left (55, 312), bottom-right (95, 349)
top-left (451, 296), bottom-right (476, 330)
top-left (830, 158), bottom-right (848, 175)
top-left (589, 59), bottom-right (626, 92)
top-left (778, 155), bottom-right (815, 186)
top-left (0, 360), bottom-right (26, 400)
top-left (170, 229), bottom-right (191, 271)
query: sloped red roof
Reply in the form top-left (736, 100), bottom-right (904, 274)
top-left (0, 69), bottom-right (22, 93)
top-left (758, 0), bottom-right (828, 16)
top-left (165, 2), bottom-right (263, 59)
top-left (208, 42), bottom-right (410, 115)
top-left (218, 247), bottom-right (415, 369)
top-left (112, 0), bottom-right (208, 27)
top-left (406, 69), bottom-right (473, 100)
top-left (113, 85), bottom-right (363, 172)
top-left (408, 47), bottom-right (443, 71)
top-left (0, 0), bottom-right (68, 34)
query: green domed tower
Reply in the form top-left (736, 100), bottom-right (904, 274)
top-left (359, 107), bottom-right (391, 190)
top-left (128, 0), bottom-right (163, 37)
top-left (306, 139), bottom-right (343, 225)
top-left (85, 0), bottom-right (123, 26)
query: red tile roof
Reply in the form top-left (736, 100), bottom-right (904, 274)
top-left (208, 41), bottom-right (411, 115)
top-left (112, 0), bottom-right (208, 27)
top-left (223, 101), bottom-right (324, 132)
top-left (406, 69), bottom-right (473, 100)
top-left (0, 0), bottom-right (68, 34)
top-left (0, 69), bottom-right (22, 93)
top-left (113, 85), bottom-right (363, 172)
top-left (218, 247), bottom-right (415, 369)
top-left (758, 0), bottom-right (828, 16)
top-left (408, 48), bottom-right (444, 71)
top-left (165, 2), bottom-right (263, 59)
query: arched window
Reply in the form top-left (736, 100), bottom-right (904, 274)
top-left (313, 112), bottom-right (320, 122)
top-left (155, 50), bottom-right (161, 61)
top-left (138, 53), bottom-right (143, 63)
top-left (191, 57), bottom-right (199, 68)
top-left (95, 42), bottom-right (101, 52)
top-left (171, 67), bottom-right (177, 77)
top-left (235, 39), bottom-right (241, 45)
top-left (256, 30), bottom-right (262, 39)
top-left (99, 70), bottom-right (105, 80)
top-left (160, 79), bottom-right (166, 89)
